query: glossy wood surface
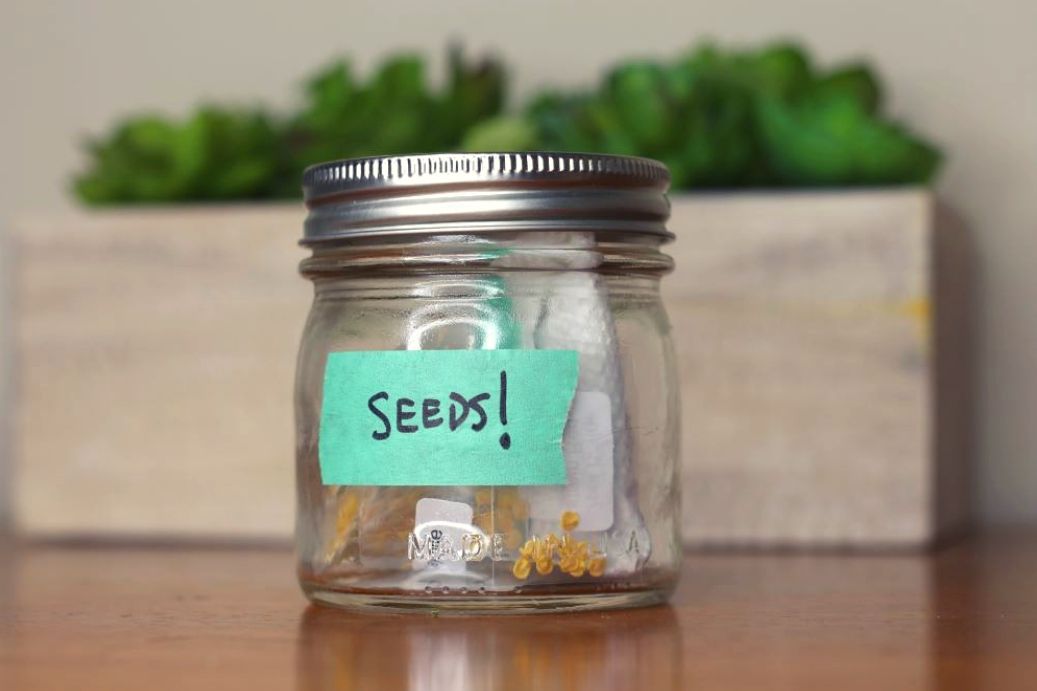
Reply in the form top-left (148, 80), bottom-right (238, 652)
top-left (2, 532), bottom-right (1035, 690)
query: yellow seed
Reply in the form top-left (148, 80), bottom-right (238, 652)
top-left (559, 556), bottom-right (576, 573)
top-left (569, 563), bottom-right (586, 578)
top-left (588, 556), bottom-right (607, 577)
top-left (520, 539), bottom-right (536, 560)
top-left (335, 494), bottom-right (359, 533)
top-left (535, 558), bottom-right (554, 575)
top-left (512, 557), bottom-right (532, 580)
top-left (561, 511), bottom-right (580, 532)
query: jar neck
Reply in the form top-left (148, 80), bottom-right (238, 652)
top-left (299, 231), bottom-right (674, 280)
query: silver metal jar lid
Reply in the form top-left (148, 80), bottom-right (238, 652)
top-left (301, 152), bottom-right (672, 244)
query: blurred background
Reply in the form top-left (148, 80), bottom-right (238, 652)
top-left (1, 0), bottom-right (1035, 540)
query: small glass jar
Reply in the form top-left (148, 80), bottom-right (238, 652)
top-left (295, 153), bottom-right (680, 613)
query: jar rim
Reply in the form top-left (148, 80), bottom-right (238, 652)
top-left (301, 152), bottom-right (673, 245)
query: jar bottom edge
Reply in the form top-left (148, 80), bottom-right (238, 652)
top-left (303, 585), bottom-right (673, 615)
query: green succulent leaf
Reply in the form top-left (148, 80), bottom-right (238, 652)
top-left (736, 42), bottom-right (813, 99)
top-left (461, 116), bottom-right (540, 152)
top-left (756, 93), bottom-right (941, 185)
top-left (812, 64), bottom-right (883, 113)
top-left (605, 62), bottom-right (674, 150)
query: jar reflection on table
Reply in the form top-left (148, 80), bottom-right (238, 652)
top-left (297, 605), bottom-right (683, 691)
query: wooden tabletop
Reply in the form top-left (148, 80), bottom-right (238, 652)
top-left (2, 532), bottom-right (1035, 690)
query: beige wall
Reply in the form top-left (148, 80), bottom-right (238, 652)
top-left (1, 0), bottom-right (1035, 525)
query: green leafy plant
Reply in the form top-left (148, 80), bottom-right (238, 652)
top-left (464, 42), bottom-right (941, 188)
top-left (74, 46), bottom-right (506, 204)
top-left (74, 108), bottom-right (288, 203)
top-left (73, 41), bottom-right (941, 204)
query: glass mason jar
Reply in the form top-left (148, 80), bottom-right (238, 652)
top-left (295, 153), bottom-right (680, 613)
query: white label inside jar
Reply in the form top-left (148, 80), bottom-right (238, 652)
top-left (411, 498), bottom-right (474, 572)
top-left (529, 391), bottom-right (615, 531)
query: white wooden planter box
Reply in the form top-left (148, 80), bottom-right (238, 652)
top-left (8, 189), bottom-right (972, 546)
top-left (664, 191), bottom-right (972, 548)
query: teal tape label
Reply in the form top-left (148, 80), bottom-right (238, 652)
top-left (318, 350), bottom-right (579, 486)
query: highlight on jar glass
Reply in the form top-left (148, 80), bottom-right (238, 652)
top-left (295, 152), bottom-right (681, 613)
